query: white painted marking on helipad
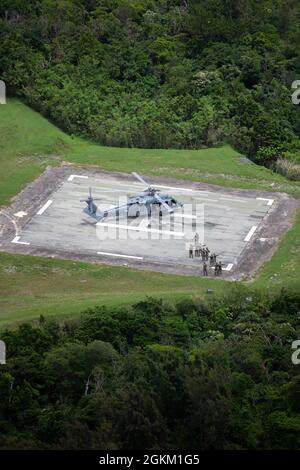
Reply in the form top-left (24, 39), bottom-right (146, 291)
top-left (154, 184), bottom-right (199, 193)
top-left (244, 226), bottom-right (257, 242)
top-left (14, 211), bottom-right (27, 218)
top-left (97, 222), bottom-right (185, 237)
top-left (93, 180), bottom-right (208, 194)
top-left (87, 179), bottom-right (210, 196)
top-left (223, 263), bottom-right (233, 271)
top-left (256, 197), bottom-right (274, 206)
top-left (68, 174), bottom-right (89, 182)
top-left (97, 251), bottom-right (144, 260)
top-left (11, 236), bottom-right (30, 245)
top-left (174, 213), bottom-right (197, 220)
top-left (37, 200), bottom-right (53, 215)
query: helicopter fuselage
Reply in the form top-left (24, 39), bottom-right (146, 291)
top-left (82, 174), bottom-right (184, 221)
top-left (127, 190), bottom-right (178, 208)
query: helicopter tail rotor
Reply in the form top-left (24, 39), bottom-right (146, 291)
top-left (80, 187), bottom-right (104, 219)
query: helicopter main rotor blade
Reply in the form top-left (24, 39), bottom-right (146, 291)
top-left (80, 198), bottom-right (103, 202)
top-left (107, 203), bottom-right (130, 212)
top-left (154, 193), bottom-right (173, 213)
top-left (132, 172), bottom-right (148, 186)
top-left (97, 203), bottom-right (131, 220)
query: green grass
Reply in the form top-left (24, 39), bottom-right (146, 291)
top-left (0, 252), bottom-right (229, 327)
top-left (0, 98), bottom-right (299, 207)
top-left (253, 211), bottom-right (300, 293)
top-left (0, 98), bottom-right (299, 326)
top-left (67, 140), bottom-right (300, 195)
top-left (0, 99), bottom-right (72, 205)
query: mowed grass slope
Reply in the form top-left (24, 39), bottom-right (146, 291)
top-left (0, 98), bottom-right (299, 326)
top-left (0, 99), bottom-right (73, 205)
top-left (0, 253), bottom-right (230, 327)
top-left (1, 99), bottom-right (299, 207)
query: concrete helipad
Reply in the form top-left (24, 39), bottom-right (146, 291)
top-left (0, 166), bottom-right (297, 279)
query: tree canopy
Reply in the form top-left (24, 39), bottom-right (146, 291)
top-left (1, 289), bottom-right (300, 449)
top-left (1, 0), bottom-right (300, 168)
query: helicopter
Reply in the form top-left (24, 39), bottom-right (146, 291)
top-left (81, 172), bottom-right (184, 222)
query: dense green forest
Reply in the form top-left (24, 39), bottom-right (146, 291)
top-left (1, 0), bottom-right (300, 173)
top-left (0, 288), bottom-right (300, 450)
top-left (1, 1), bottom-right (300, 452)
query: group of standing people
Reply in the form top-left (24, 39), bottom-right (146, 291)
top-left (189, 244), bottom-right (211, 261)
top-left (202, 261), bottom-right (222, 276)
top-left (188, 233), bottom-right (223, 277)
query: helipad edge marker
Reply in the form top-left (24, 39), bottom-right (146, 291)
top-left (224, 263), bottom-right (234, 271)
top-left (11, 236), bottom-right (30, 245)
top-left (97, 252), bottom-right (144, 260)
top-left (37, 200), bottom-right (53, 215)
top-left (96, 221), bottom-right (185, 237)
top-left (68, 174), bottom-right (89, 182)
top-left (244, 226), bottom-right (257, 242)
top-left (256, 197), bottom-right (274, 206)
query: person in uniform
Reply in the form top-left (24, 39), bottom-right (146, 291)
top-left (214, 263), bottom-right (218, 276)
top-left (203, 262), bottom-right (208, 276)
top-left (218, 262), bottom-right (222, 275)
top-left (209, 254), bottom-right (214, 266)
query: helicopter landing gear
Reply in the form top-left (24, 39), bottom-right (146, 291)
top-left (146, 204), bottom-right (151, 218)
top-left (158, 202), bottom-right (163, 217)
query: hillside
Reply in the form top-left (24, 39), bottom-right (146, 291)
top-left (1, 1), bottom-right (300, 453)
top-left (0, 99), bottom-right (299, 326)
top-left (1, 99), bottom-right (299, 207)
top-left (1, 0), bottom-right (300, 170)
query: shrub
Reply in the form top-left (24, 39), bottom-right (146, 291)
top-left (275, 158), bottom-right (300, 181)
